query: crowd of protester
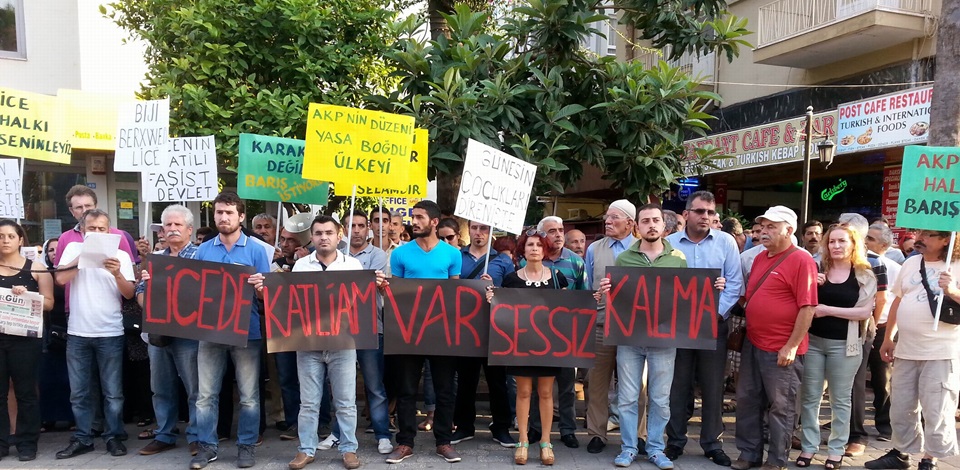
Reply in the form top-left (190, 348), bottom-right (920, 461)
top-left (0, 185), bottom-right (957, 470)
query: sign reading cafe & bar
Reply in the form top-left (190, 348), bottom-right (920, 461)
top-left (682, 111), bottom-right (837, 175)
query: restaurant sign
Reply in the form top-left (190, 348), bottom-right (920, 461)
top-left (836, 86), bottom-right (932, 155)
top-left (683, 111), bottom-right (837, 175)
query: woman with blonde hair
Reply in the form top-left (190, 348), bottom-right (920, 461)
top-left (797, 225), bottom-right (876, 470)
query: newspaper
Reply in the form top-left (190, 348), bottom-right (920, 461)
top-left (0, 287), bottom-right (44, 338)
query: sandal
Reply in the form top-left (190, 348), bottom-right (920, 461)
top-left (137, 417), bottom-right (154, 427)
top-left (825, 457), bottom-right (843, 470)
top-left (138, 428), bottom-right (156, 440)
top-left (515, 441), bottom-right (529, 465)
top-left (796, 453), bottom-right (815, 468)
top-left (540, 442), bottom-right (555, 466)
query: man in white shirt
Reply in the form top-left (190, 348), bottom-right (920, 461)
top-left (54, 209), bottom-right (136, 459)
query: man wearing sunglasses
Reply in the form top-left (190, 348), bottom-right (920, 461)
top-left (584, 199), bottom-right (638, 454)
top-left (664, 190), bottom-right (743, 467)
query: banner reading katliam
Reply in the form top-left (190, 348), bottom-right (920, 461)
top-left (142, 254), bottom-right (257, 347)
top-left (0, 87), bottom-right (71, 163)
top-left (302, 104), bottom-right (417, 193)
top-left (896, 145), bottom-right (960, 231)
top-left (142, 136), bottom-right (218, 202)
top-left (0, 158), bottom-right (24, 219)
top-left (454, 139), bottom-right (537, 235)
top-left (263, 270), bottom-right (379, 353)
top-left (0, 287), bottom-right (44, 338)
top-left (114, 98), bottom-right (170, 172)
top-left (237, 133), bottom-right (329, 205)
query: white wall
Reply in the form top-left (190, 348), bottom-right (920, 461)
top-left (76, 0), bottom-right (147, 94)
top-left (0, 0), bottom-right (82, 93)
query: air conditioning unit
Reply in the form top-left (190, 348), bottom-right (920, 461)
top-left (568, 208), bottom-right (587, 220)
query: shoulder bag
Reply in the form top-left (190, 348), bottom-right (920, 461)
top-left (728, 246), bottom-right (799, 352)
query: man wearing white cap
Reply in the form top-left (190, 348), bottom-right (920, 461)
top-left (733, 205), bottom-right (818, 470)
top-left (584, 199), bottom-right (637, 454)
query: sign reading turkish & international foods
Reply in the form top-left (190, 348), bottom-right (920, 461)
top-left (836, 86), bottom-right (932, 155)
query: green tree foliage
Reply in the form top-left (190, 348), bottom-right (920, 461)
top-left (370, 0), bottom-right (750, 210)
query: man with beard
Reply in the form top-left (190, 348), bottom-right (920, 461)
top-left (584, 200), bottom-right (638, 454)
top-left (452, 221), bottom-right (515, 448)
top-left (384, 200), bottom-right (462, 464)
top-left (135, 205), bottom-right (201, 457)
top-left (272, 226), bottom-right (310, 273)
top-left (665, 191), bottom-right (743, 467)
top-left (190, 192), bottom-right (271, 470)
top-left (800, 221), bottom-right (823, 261)
top-left (564, 229), bottom-right (587, 257)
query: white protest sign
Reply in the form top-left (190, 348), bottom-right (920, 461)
top-left (0, 159), bottom-right (24, 219)
top-left (454, 139), bottom-right (537, 235)
top-left (0, 287), bottom-right (44, 338)
top-left (114, 98), bottom-right (170, 172)
top-left (142, 136), bottom-right (218, 202)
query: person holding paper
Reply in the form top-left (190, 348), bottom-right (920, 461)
top-left (0, 220), bottom-right (54, 462)
top-left (54, 209), bottom-right (136, 460)
top-left (189, 192), bottom-right (270, 470)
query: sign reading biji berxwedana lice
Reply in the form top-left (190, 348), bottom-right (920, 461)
top-left (454, 139), bottom-right (537, 235)
top-left (114, 98), bottom-right (170, 172)
top-left (896, 145), bottom-right (960, 231)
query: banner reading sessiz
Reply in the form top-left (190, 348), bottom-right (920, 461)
top-left (488, 288), bottom-right (598, 369)
top-left (604, 267), bottom-right (721, 349)
top-left (142, 255), bottom-right (257, 347)
top-left (896, 145), bottom-right (960, 231)
top-left (382, 279), bottom-right (490, 357)
top-left (262, 270), bottom-right (379, 353)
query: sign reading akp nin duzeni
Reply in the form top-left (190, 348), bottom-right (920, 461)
top-left (302, 104), bottom-right (417, 192)
top-left (897, 145), bottom-right (960, 231)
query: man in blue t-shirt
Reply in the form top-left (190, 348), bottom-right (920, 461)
top-left (384, 201), bottom-right (463, 465)
top-left (189, 192), bottom-right (270, 470)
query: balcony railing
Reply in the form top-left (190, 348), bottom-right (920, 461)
top-left (635, 47), bottom-right (717, 80)
top-left (757, 0), bottom-right (933, 47)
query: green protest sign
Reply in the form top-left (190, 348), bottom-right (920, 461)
top-left (896, 145), bottom-right (960, 231)
top-left (238, 133), bottom-right (329, 205)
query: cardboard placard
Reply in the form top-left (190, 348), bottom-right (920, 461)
top-left (237, 133), bottom-right (329, 205)
top-left (0, 158), bottom-right (24, 219)
top-left (488, 288), bottom-right (598, 368)
top-left (896, 145), bottom-right (960, 231)
top-left (354, 128), bottom-right (428, 198)
top-left (382, 278), bottom-right (490, 357)
top-left (142, 136), bottom-right (218, 202)
top-left (302, 104), bottom-right (417, 192)
top-left (114, 98), bottom-right (170, 172)
top-left (263, 270), bottom-right (379, 353)
top-left (604, 267), bottom-right (721, 349)
top-left (454, 139), bottom-right (536, 235)
top-left (142, 254), bottom-right (257, 347)
top-left (0, 86), bottom-right (71, 164)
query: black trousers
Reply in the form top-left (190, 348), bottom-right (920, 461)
top-left (392, 354), bottom-right (457, 447)
top-left (0, 335), bottom-right (42, 453)
top-left (454, 357), bottom-right (512, 433)
top-left (848, 327), bottom-right (876, 445)
top-left (868, 324), bottom-right (892, 437)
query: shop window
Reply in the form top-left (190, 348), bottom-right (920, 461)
top-left (0, 0), bottom-right (25, 59)
top-left (22, 167), bottom-right (87, 247)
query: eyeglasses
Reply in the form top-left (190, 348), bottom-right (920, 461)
top-left (442, 234), bottom-right (458, 242)
top-left (525, 229), bottom-right (548, 238)
top-left (689, 208), bottom-right (717, 216)
top-left (603, 215), bottom-right (628, 222)
top-left (920, 231), bottom-right (948, 238)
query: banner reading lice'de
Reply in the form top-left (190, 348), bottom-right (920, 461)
top-left (237, 133), bottom-right (329, 205)
top-left (142, 136), bottom-right (218, 202)
top-left (302, 104), bottom-right (417, 193)
top-left (454, 139), bottom-right (537, 235)
top-left (896, 145), bottom-right (960, 232)
top-left (0, 87), bottom-right (72, 164)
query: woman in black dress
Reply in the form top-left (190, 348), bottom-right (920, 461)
top-left (487, 229), bottom-right (566, 466)
top-left (0, 220), bottom-right (54, 461)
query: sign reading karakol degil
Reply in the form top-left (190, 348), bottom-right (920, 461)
top-left (836, 86), bottom-right (932, 155)
top-left (682, 111), bottom-right (837, 175)
top-left (237, 133), bottom-right (330, 205)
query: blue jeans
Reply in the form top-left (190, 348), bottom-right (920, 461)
top-left (297, 349), bottom-right (358, 456)
top-left (800, 334), bottom-right (860, 456)
top-left (334, 334), bottom-right (390, 440)
top-left (275, 351), bottom-right (301, 427)
top-left (148, 338), bottom-right (200, 445)
top-left (66, 334), bottom-right (125, 444)
top-left (195, 340), bottom-right (261, 449)
top-left (617, 345), bottom-right (676, 456)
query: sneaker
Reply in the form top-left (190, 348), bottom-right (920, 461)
top-left (385, 444), bottom-right (413, 464)
top-left (318, 434), bottom-right (340, 451)
top-left (189, 445), bottom-right (218, 469)
top-left (649, 452), bottom-right (675, 470)
top-left (365, 426), bottom-right (375, 434)
top-left (450, 429), bottom-right (475, 445)
top-left (106, 438), bottom-right (127, 457)
top-left (919, 458), bottom-right (938, 470)
top-left (607, 419), bottom-right (620, 431)
top-left (664, 445), bottom-right (684, 461)
top-left (615, 450), bottom-right (637, 467)
top-left (866, 450), bottom-right (912, 469)
top-left (877, 434), bottom-right (892, 442)
top-left (280, 425), bottom-right (298, 441)
top-left (378, 438), bottom-right (394, 455)
top-left (237, 444), bottom-right (256, 468)
top-left (492, 428), bottom-right (516, 448)
top-left (437, 444), bottom-right (461, 463)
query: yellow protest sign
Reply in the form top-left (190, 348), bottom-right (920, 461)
top-left (58, 89), bottom-right (130, 151)
top-left (302, 104), bottom-right (417, 193)
top-left (355, 128), bottom-right (428, 198)
top-left (0, 87), bottom-right (71, 164)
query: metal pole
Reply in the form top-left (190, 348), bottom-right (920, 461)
top-left (800, 106), bottom-right (814, 224)
top-left (346, 185), bottom-right (357, 254)
top-left (16, 157), bottom-right (24, 224)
